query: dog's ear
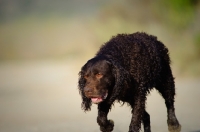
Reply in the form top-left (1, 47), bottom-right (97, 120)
top-left (107, 59), bottom-right (131, 104)
top-left (78, 64), bottom-right (92, 112)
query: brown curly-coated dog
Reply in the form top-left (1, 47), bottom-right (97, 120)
top-left (78, 32), bottom-right (181, 132)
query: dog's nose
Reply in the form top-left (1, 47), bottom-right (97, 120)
top-left (84, 87), bottom-right (93, 93)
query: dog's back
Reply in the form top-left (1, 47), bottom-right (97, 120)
top-left (96, 32), bottom-right (170, 87)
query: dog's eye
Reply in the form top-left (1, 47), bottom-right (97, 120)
top-left (96, 73), bottom-right (103, 78)
top-left (84, 75), bottom-right (88, 79)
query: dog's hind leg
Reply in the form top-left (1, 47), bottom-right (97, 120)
top-left (156, 65), bottom-right (181, 132)
top-left (142, 110), bottom-right (151, 132)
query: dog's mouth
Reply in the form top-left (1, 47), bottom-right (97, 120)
top-left (90, 92), bottom-right (108, 104)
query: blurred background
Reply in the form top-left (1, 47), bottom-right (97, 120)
top-left (0, 0), bottom-right (200, 132)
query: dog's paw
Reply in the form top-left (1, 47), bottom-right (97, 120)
top-left (168, 119), bottom-right (181, 132)
top-left (100, 119), bottom-right (114, 132)
top-left (108, 119), bottom-right (114, 126)
top-left (168, 124), bottom-right (181, 132)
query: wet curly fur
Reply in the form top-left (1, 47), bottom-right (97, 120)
top-left (78, 32), bottom-right (181, 132)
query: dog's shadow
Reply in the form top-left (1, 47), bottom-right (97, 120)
top-left (190, 130), bottom-right (200, 132)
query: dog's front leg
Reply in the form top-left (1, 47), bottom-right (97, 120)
top-left (97, 102), bottom-right (114, 132)
top-left (129, 93), bottom-right (146, 132)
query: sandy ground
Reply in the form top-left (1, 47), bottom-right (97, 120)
top-left (0, 60), bottom-right (199, 132)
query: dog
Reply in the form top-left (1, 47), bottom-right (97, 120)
top-left (78, 32), bottom-right (181, 132)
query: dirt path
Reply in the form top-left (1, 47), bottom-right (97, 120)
top-left (0, 60), bottom-right (199, 132)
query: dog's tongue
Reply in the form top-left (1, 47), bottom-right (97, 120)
top-left (91, 98), bottom-right (103, 104)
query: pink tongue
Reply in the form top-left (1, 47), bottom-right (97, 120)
top-left (91, 98), bottom-right (103, 103)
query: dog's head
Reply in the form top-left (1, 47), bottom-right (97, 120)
top-left (78, 56), bottom-right (130, 111)
top-left (79, 57), bottom-right (114, 105)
